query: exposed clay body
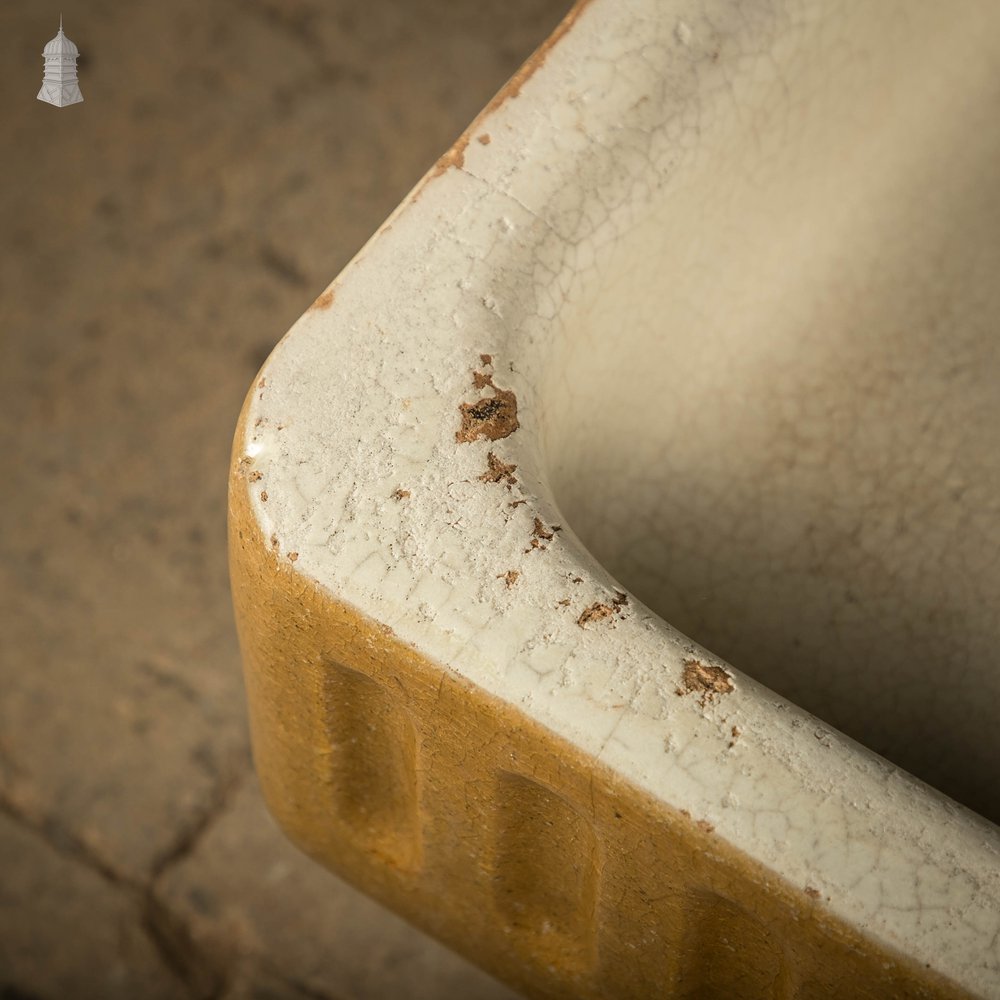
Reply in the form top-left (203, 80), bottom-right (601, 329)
top-left (480, 452), bottom-right (517, 486)
top-left (678, 659), bottom-right (734, 706)
top-left (456, 372), bottom-right (519, 443)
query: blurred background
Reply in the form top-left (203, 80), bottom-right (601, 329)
top-left (0, 1), bottom-right (569, 997)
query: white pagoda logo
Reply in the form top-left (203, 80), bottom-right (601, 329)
top-left (38, 16), bottom-right (83, 108)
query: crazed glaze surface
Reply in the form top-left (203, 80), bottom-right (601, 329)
top-left (231, 0), bottom-right (1000, 995)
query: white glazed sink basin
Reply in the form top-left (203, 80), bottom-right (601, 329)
top-left (230, 1), bottom-right (1000, 997)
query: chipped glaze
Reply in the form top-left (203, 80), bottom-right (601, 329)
top-left (234, 0), bottom-right (1000, 995)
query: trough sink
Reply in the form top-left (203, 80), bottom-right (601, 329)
top-left (229, 0), bottom-right (1000, 996)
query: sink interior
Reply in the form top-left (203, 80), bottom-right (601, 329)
top-left (539, 2), bottom-right (1000, 823)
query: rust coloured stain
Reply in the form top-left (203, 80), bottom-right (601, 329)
top-left (456, 370), bottom-right (519, 443)
top-left (577, 591), bottom-right (627, 627)
top-left (527, 517), bottom-right (561, 552)
top-left (498, 570), bottom-right (520, 588)
top-left (480, 451), bottom-right (517, 486)
top-left (477, 133), bottom-right (491, 145)
top-left (391, 488), bottom-right (411, 501)
top-left (678, 658), bottom-right (734, 706)
top-left (533, 517), bottom-right (554, 542)
top-left (480, 0), bottom-right (596, 111)
top-left (431, 135), bottom-right (470, 178)
top-left (577, 602), bottom-right (614, 627)
top-left (310, 288), bottom-right (335, 311)
top-left (422, 0), bottom-right (595, 186)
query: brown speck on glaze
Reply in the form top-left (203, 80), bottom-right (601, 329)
top-left (577, 602), bottom-right (614, 627)
top-left (679, 658), bottom-right (734, 706)
top-left (480, 451), bottom-right (517, 487)
top-left (288, 552), bottom-right (299, 562)
top-left (479, 353), bottom-right (493, 365)
top-left (310, 288), bottom-right (335, 311)
top-left (533, 518), bottom-right (553, 541)
top-left (248, 470), bottom-right (263, 483)
top-left (805, 886), bottom-right (821, 900)
top-left (729, 724), bottom-right (742, 748)
top-left (679, 809), bottom-right (714, 834)
top-left (527, 517), bottom-right (558, 552)
top-left (576, 592), bottom-right (628, 626)
top-left (391, 488), bottom-right (411, 501)
top-left (477, 133), bottom-right (491, 145)
top-left (498, 570), bottom-right (520, 588)
top-left (431, 136), bottom-right (469, 178)
top-left (260, 490), bottom-right (269, 502)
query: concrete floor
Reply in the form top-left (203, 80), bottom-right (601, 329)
top-left (0, 1), bottom-right (569, 996)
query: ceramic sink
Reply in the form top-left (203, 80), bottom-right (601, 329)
top-left (229, 0), bottom-right (1000, 996)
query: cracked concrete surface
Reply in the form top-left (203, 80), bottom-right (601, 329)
top-left (0, 0), bottom-right (569, 995)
